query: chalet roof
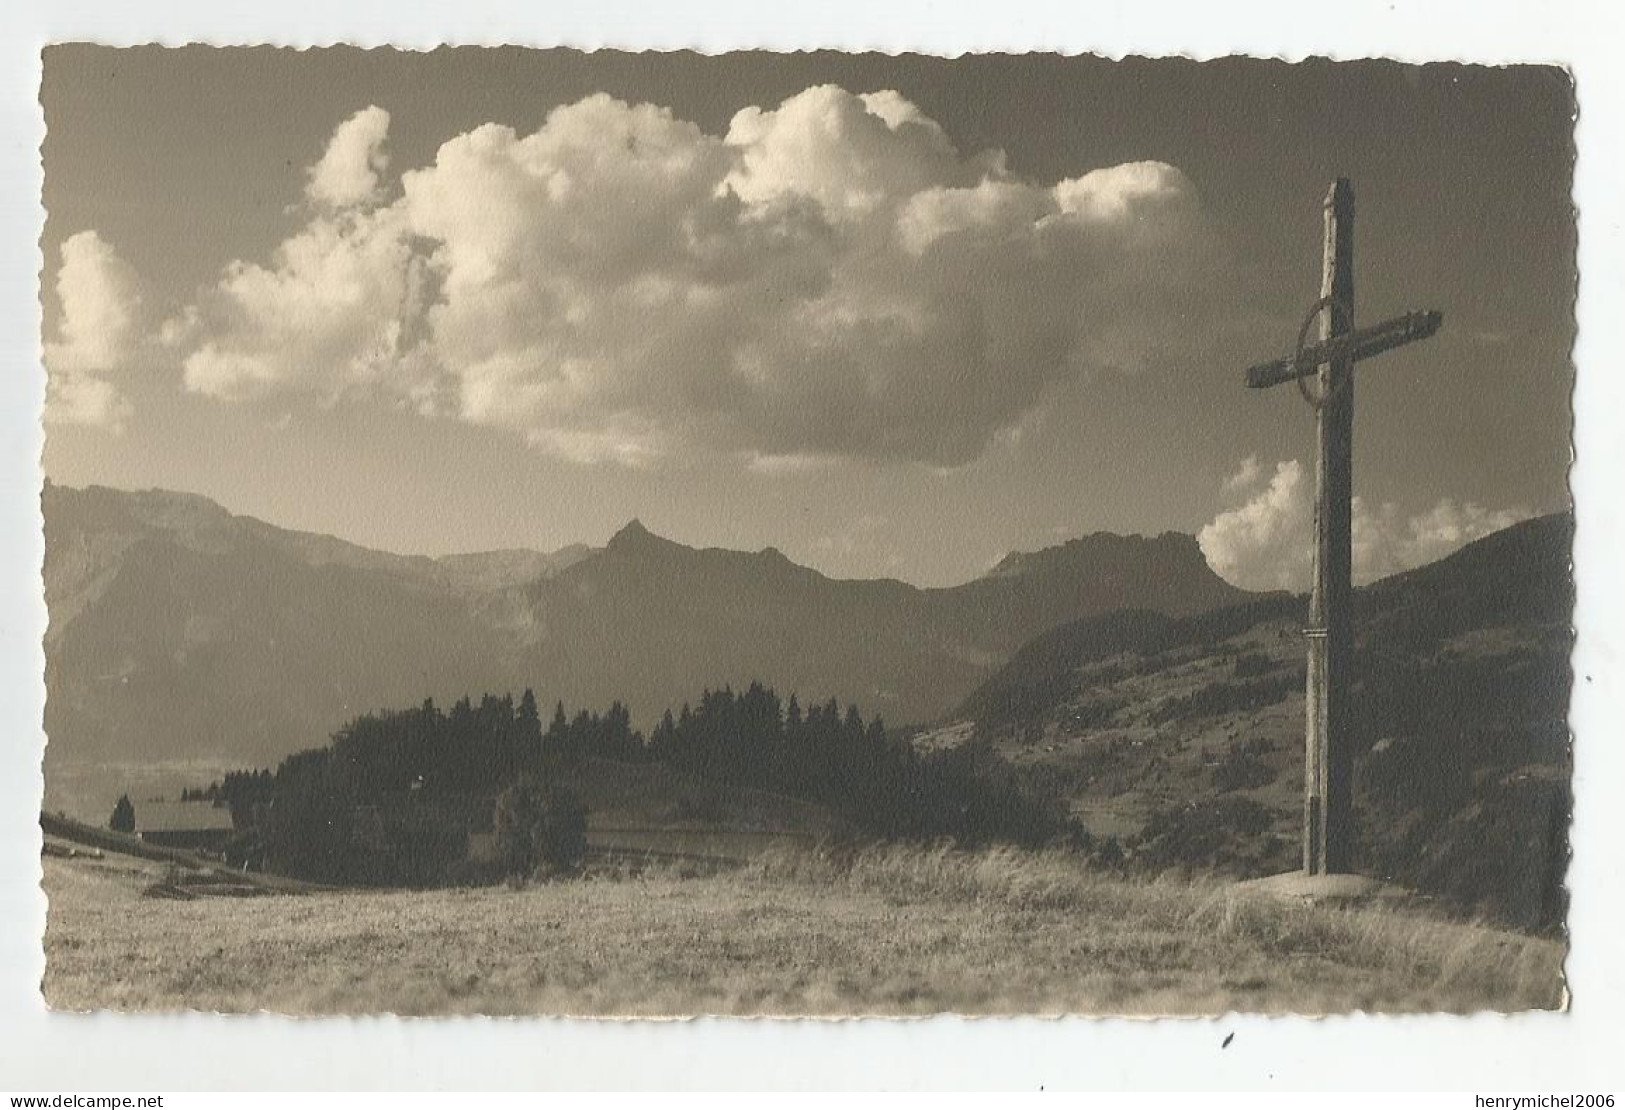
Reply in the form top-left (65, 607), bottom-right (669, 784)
top-left (134, 800), bottom-right (235, 834)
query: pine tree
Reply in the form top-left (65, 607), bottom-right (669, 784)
top-left (109, 794), bottom-right (135, 834)
top-left (517, 688), bottom-right (542, 763)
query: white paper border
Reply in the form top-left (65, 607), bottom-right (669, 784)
top-left (3, 0), bottom-right (1621, 1091)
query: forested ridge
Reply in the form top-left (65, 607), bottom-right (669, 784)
top-left (207, 681), bottom-right (1075, 885)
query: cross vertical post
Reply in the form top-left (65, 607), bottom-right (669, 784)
top-left (1242, 179), bottom-right (1441, 880)
top-left (1307, 178), bottom-right (1356, 874)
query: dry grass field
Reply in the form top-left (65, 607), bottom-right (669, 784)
top-left (41, 844), bottom-right (1565, 1016)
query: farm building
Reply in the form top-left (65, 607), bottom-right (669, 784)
top-left (134, 800), bottom-right (236, 852)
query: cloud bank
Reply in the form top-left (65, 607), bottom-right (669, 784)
top-left (1198, 456), bottom-right (1532, 590)
top-left (65, 89), bottom-right (1220, 464)
top-left (43, 231), bottom-right (144, 430)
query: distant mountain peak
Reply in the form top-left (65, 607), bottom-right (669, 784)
top-left (605, 517), bottom-right (682, 555)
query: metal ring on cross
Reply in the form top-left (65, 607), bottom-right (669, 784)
top-left (1294, 293), bottom-right (1352, 411)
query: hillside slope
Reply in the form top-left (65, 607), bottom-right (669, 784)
top-left (942, 513), bottom-right (1573, 930)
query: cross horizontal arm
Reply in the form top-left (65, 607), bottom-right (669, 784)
top-left (1245, 309), bottom-right (1444, 389)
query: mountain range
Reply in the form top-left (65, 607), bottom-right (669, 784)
top-left (42, 482), bottom-right (1249, 770)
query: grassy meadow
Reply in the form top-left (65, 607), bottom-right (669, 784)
top-left (42, 844), bottom-right (1564, 1016)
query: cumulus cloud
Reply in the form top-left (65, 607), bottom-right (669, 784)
top-left (47, 373), bottom-right (131, 431)
top-left (1198, 459), bottom-right (1314, 590)
top-left (1198, 457), bottom-right (1533, 590)
top-left (181, 205), bottom-right (434, 406)
top-left (1222, 454), bottom-right (1264, 492)
top-left (307, 106), bottom-right (392, 209)
top-left (725, 85), bottom-right (986, 219)
top-left (162, 87), bottom-right (1223, 467)
top-left (43, 230), bottom-right (144, 430)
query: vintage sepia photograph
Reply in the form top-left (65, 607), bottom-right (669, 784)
top-left (34, 45), bottom-right (1575, 1017)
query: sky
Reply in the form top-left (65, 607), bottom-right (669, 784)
top-left (38, 47), bottom-right (1576, 588)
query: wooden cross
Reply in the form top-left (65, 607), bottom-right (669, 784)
top-left (1243, 178), bottom-right (1443, 875)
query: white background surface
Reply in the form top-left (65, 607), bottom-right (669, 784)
top-left (1, 0), bottom-right (1620, 1091)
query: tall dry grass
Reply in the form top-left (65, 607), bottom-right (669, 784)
top-left (43, 842), bottom-right (1566, 1015)
top-left (745, 842), bottom-right (1567, 1011)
